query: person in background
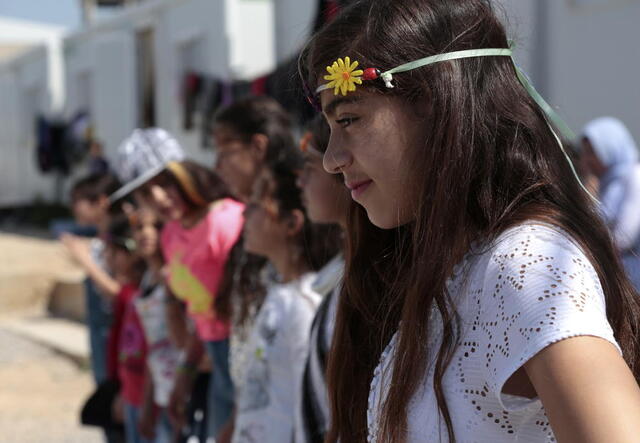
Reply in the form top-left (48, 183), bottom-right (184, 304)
top-left (63, 173), bottom-right (122, 385)
top-left (581, 117), bottom-right (640, 290)
top-left (212, 96), bottom-right (300, 203)
top-left (134, 160), bottom-right (244, 440)
top-left (212, 96), bottom-right (301, 441)
top-left (294, 116), bottom-right (350, 443)
top-left (103, 215), bottom-right (148, 443)
top-left (304, 0), bottom-right (640, 441)
top-left (229, 160), bottom-right (341, 443)
top-left (131, 208), bottom-right (183, 443)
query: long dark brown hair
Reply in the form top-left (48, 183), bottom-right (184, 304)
top-left (214, 96), bottom-right (300, 168)
top-left (302, 0), bottom-right (640, 442)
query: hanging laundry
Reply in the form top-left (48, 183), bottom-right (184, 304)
top-left (251, 75), bottom-right (269, 96)
top-left (36, 115), bottom-right (53, 173)
top-left (182, 71), bottom-right (203, 130)
top-left (199, 77), bottom-right (223, 148)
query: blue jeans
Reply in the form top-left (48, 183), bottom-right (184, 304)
top-left (85, 278), bottom-right (112, 384)
top-left (124, 403), bottom-right (151, 443)
top-left (154, 409), bottom-right (173, 443)
top-left (204, 339), bottom-right (234, 438)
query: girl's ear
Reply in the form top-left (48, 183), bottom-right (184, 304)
top-left (250, 133), bottom-right (269, 162)
top-left (285, 209), bottom-right (306, 237)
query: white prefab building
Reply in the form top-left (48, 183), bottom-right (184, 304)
top-left (63, 0), bottom-right (275, 170)
top-left (0, 17), bottom-right (66, 206)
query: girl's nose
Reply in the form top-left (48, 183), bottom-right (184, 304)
top-left (323, 135), bottom-right (352, 175)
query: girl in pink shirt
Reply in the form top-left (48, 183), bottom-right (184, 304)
top-left (135, 160), bottom-right (244, 438)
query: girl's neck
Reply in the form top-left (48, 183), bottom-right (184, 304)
top-left (268, 245), bottom-right (309, 284)
top-left (145, 254), bottom-right (164, 280)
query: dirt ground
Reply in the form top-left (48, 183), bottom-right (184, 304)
top-left (0, 232), bottom-right (101, 442)
top-left (0, 329), bottom-right (102, 442)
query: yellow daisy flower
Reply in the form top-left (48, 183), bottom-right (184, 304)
top-left (323, 57), bottom-right (364, 96)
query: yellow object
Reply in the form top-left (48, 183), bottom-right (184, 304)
top-left (168, 255), bottom-right (213, 315)
top-left (323, 57), bottom-right (364, 96)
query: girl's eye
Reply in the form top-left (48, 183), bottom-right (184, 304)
top-left (335, 117), bottom-right (358, 128)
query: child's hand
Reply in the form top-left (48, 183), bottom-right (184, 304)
top-left (61, 233), bottom-right (91, 265)
top-left (167, 370), bottom-right (193, 429)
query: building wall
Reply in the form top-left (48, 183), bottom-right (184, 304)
top-left (548, 0), bottom-right (639, 140)
top-left (273, 0), bottom-right (316, 63)
top-left (64, 0), bottom-right (275, 171)
top-left (0, 47), bottom-right (58, 206)
top-left (499, 0), bottom-right (639, 140)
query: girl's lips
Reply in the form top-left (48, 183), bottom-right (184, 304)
top-left (346, 179), bottom-right (373, 201)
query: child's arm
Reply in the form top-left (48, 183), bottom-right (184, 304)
top-left (61, 233), bottom-right (121, 297)
top-left (168, 329), bottom-right (205, 429)
top-left (164, 290), bottom-right (190, 348)
top-left (138, 364), bottom-right (157, 440)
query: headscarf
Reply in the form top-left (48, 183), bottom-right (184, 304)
top-left (583, 117), bottom-right (640, 253)
top-left (583, 117), bottom-right (638, 180)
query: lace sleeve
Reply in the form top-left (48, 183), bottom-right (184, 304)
top-left (476, 225), bottom-right (621, 411)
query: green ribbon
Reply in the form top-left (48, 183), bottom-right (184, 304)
top-left (380, 45), bottom-right (595, 201)
top-left (380, 48), bottom-right (514, 87)
top-left (317, 45), bottom-right (595, 200)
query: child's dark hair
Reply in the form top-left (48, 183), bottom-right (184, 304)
top-left (105, 214), bottom-right (146, 277)
top-left (214, 96), bottom-right (299, 167)
top-left (71, 172), bottom-right (124, 215)
top-left (216, 239), bottom-right (268, 329)
top-left (261, 159), bottom-right (342, 271)
top-left (71, 173), bottom-right (121, 203)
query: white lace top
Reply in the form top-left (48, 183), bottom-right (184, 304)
top-left (367, 223), bottom-right (621, 442)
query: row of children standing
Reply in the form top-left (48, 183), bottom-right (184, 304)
top-left (64, 96), bottom-right (348, 443)
top-left (69, 1), bottom-right (640, 441)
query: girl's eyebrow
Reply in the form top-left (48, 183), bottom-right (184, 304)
top-left (323, 96), bottom-right (363, 118)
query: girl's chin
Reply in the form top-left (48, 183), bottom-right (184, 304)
top-left (365, 205), bottom-right (412, 230)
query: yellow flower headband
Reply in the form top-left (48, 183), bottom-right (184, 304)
top-left (316, 48), bottom-right (514, 96)
top-left (314, 46), bottom-right (597, 201)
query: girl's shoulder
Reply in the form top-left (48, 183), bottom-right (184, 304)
top-left (461, 222), bottom-right (600, 299)
top-left (477, 222), bottom-right (588, 269)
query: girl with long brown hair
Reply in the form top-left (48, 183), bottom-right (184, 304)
top-left (231, 159), bottom-right (342, 443)
top-left (295, 115), bottom-right (350, 443)
top-left (302, 0), bottom-right (640, 441)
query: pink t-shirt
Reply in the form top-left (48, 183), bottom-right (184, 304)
top-left (161, 198), bottom-right (244, 342)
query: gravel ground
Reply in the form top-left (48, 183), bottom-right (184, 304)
top-left (0, 328), bottom-right (102, 443)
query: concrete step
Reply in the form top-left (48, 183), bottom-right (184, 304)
top-left (1, 316), bottom-right (89, 367)
top-left (0, 232), bottom-right (87, 321)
